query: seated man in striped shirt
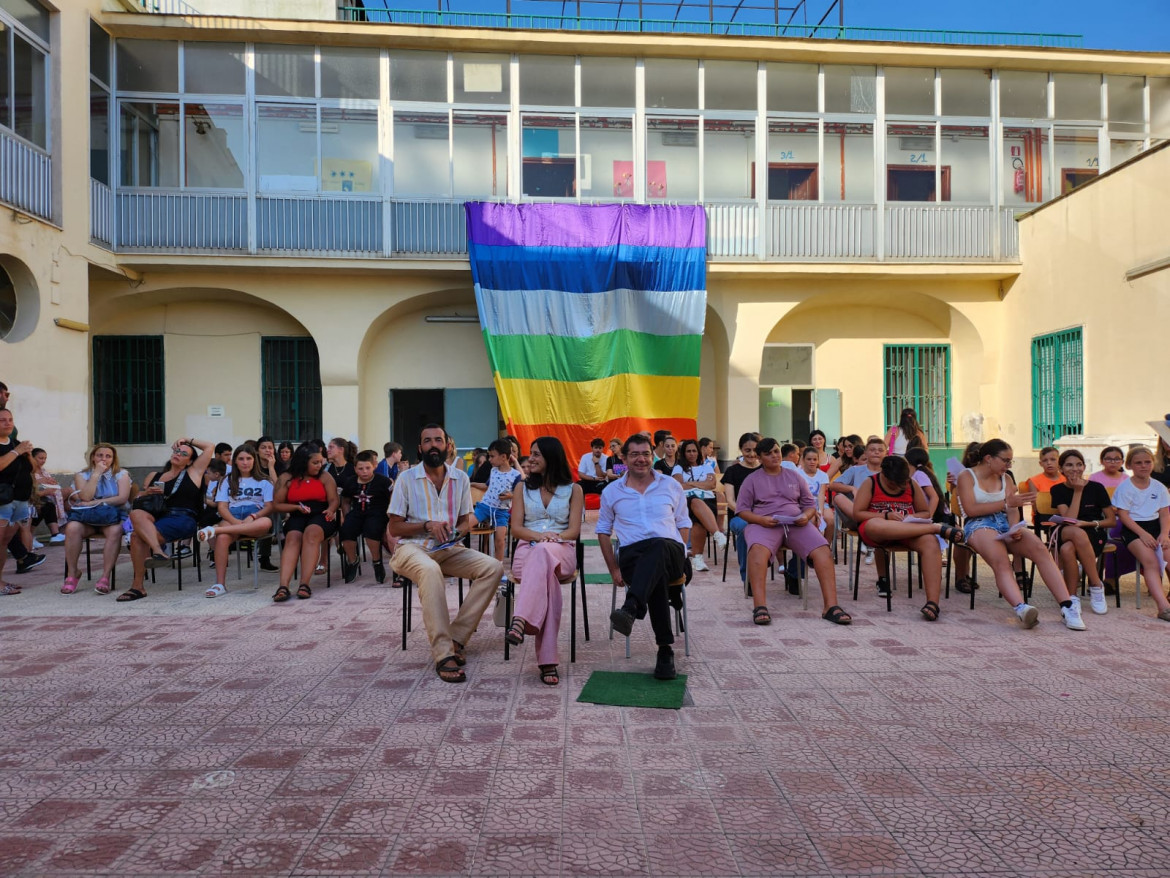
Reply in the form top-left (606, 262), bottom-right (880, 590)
top-left (388, 424), bottom-right (504, 684)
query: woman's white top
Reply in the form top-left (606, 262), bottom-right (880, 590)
top-left (672, 461), bottom-right (716, 499)
top-left (522, 483), bottom-right (573, 533)
top-left (961, 467), bottom-right (1005, 516)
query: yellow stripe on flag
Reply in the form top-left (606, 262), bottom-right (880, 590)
top-left (495, 374), bottom-right (700, 427)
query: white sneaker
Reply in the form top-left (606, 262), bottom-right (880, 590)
top-left (864, 547), bottom-right (874, 565)
top-left (1061, 600), bottom-right (1087, 631)
top-left (690, 554), bottom-right (709, 572)
top-left (1015, 603), bottom-right (1040, 629)
top-left (49, 534), bottom-right (65, 544)
top-left (1089, 586), bottom-right (1108, 615)
top-left (713, 531), bottom-right (727, 549)
top-left (31, 539), bottom-right (44, 549)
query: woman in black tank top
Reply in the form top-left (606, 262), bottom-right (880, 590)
top-left (118, 438), bottom-right (215, 602)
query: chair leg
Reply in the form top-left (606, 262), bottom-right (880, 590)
top-left (503, 579), bottom-right (513, 662)
top-left (570, 575), bottom-right (577, 663)
top-left (85, 538), bottom-right (92, 580)
top-left (681, 583), bottom-right (689, 657)
top-left (851, 538), bottom-right (862, 601)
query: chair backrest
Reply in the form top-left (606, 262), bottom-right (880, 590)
top-left (471, 484), bottom-right (487, 505)
top-left (1105, 485), bottom-right (1117, 500)
top-left (1034, 490), bottom-right (1055, 516)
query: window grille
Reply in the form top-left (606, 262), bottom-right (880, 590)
top-left (93, 335), bottom-right (165, 444)
top-left (1031, 327), bottom-right (1083, 448)
top-left (261, 337), bottom-right (322, 443)
top-left (883, 344), bottom-right (951, 446)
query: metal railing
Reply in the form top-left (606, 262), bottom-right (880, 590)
top-left (90, 180), bottom-right (114, 247)
top-left (107, 190), bottom-right (1020, 261)
top-left (337, 6), bottom-right (1082, 47)
top-left (128, 0), bottom-right (201, 14)
top-left (0, 129), bottom-right (52, 223)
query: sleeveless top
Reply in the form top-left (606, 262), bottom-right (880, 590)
top-left (288, 476), bottom-right (328, 513)
top-left (961, 467), bottom-right (1005, 517)
top-left (867, 474), bottom-right (915, 518)
top-left (162, 469), bottom-right (203, 515)
top-left (522, 483), bottom-right (573, 533)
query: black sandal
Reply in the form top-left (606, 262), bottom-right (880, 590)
top-left (752, 605), bottom-right (771, 625)
top-left (822, 605), bottom-right (852, 625)
top-left (921, 600), bottom-right (940, 622)
top-left (116, 588), bottom-right (147, 602)
top-left (955, 576), bottom-right (978, 594)
top-left (296, 583), bottom-right (312, 600)
top-left (539, 664), bottom-right (560, 686)
top-left (452, 640), bottom-right (466, 667)
top-left (939, 524), bottom-right (965, 544)
top-left (505, 617), bottom-right (526, 646)
top-left (436, 656), bottom-right (466, 683)
top-left (272, 585), bottom-right (291, 603)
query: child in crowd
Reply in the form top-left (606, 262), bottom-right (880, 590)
top-left (1090, 446), bottom-right (1128, 490)
top-left (780, 443), bottom-right (801, 470)
top-left (30, 448), bottom-right (65, 545)
top-left (340, 449), bottom-right (392, 584)
top-left (474, 439), bottom-right (523, 563)
top-left (198, 445), bottom-right (276, 598)
top-left (1050, 449), bottom-right (1115, 615)
top-left (375, 441), bottom-right (404, 485)
top-left (1111, 446), bottom-right (1170, 621)
top-left (798, 445), bottom-right (832, 542)
top-left (1020, 446), bottom-right (1065, 524)
top-left (671, 438), bottom-right (727, 572)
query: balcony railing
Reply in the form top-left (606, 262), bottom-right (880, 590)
top-left (0, 129), bottom-right (52, 223)
top-left (102, 190), bottom-right (1020, 262)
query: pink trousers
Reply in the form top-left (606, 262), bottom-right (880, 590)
top-left (510, 541), bottom-right (577, 666)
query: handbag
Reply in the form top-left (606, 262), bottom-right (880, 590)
top-left (132, 493), bottom-right (167, 519)
top-left (68, 503), bottom-right (120, 527)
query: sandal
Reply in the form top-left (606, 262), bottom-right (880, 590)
top-left (116, 588), bottom-right (147, 602)
top-left (822, 605), bottom-right (853, 625)
top-left (452, 640), bottom-right (466, 667)
top-left (921, 600), bottom-right (940, 622)
top-left (61, 576), bottom-right (79, 595)
top-left (94, 577), bottom-right (112, 595)
top-left (435, 656), bottom-right (466, 683)
top-left (196, 526), bottom-right (217, 543)
top-left (752, 605), bottom-right (771, 625)
top-left (505, 617), bottom-right (526, 646)
top-left (296, 583), bottom-right (312, 600)
top-left (205, 583), bottom-right (226, 598)
top-left (0, 583), bottom-right (21, 596)
top-left (939, 524), bottom-right (965, 544)
top-left (955, 576), bottom-right (979, 594)
top-left (539, 664), bottom-right (560, 686)
top-left (272, 585), bottom-right (291, 603)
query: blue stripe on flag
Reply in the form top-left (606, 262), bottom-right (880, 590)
top-left (468, 244), bottom-right (706, 294)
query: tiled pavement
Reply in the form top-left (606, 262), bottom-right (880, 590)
top-left (2, 524), bottom-right (1170, 877)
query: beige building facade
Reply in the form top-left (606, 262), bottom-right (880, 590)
top-left (0, 0), bottom-right (1167, 475)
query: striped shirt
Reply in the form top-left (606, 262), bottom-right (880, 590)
top-left (387, 462), bottom-right (472, 548)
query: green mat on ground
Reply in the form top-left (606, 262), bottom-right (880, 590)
top-left (576, 670), bottom-right (688, 709)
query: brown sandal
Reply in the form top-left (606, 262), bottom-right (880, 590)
top-left (436, 656), bottom-right (466, 683)
top-left (296, 583), bottom-right (312, 600)
top-left (272, 585), bottom-right (291, 603)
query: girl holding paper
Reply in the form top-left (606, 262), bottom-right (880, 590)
top-left (1111, 446), bottom-right (1170, 622)
top-left (1049, 449), bottom-right (1115, 616)
top-left (956, 439), bottom-right (1084, 630)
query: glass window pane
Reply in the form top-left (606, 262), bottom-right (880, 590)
top-left (705, 60), bottom-right (756, 111)
top-left (522, 114), bottom-right (574, 198)
top-left (390, 50), bottom-right (446, 102)
top-left (1054, 72), bottom-right (1101, 120)
top-left (1110, 138), bottom-right (1142, 169)
top-left (256, 103), bottom-right (317, 191)
top-left (766, 63), bottom-right (817, 113)
top-left (0, 25), bottom-right (10, 129)
top-left (824, 65), bottom-right (875, 114)
top-left (90, 84), bottom-right (109, 184)
top-left (393, 110), bottom-right (449, 196)
top-left (119, 101), bottom-right (179, 187)
top-left (581, 56), bottom-right (634, 107)
top-left (704, 118), bottom-right (754, 199)
top-left (520, 55), bottom-right (574, 106)
top-left (321, 47), bottom-right (379, 100)
top-left (184, 42), bottom-right (245, 95)
top-left (824, 122), bottom-right (874, 202)
top-left (13, 36), bottom-right (45, 146)
top-left (321, 106), bottom-right (378, 192)
top-left (1000, 70), bottom-right (1047, 118)
top-left (941, 124), bottom-right (989, 202)
top-left (885, 67), bottom-right (934, 116)
top-left (646, 116), bottom-right (698, 201)
top-left (0, 0), bottom-right (48, 43)
top-left (453, 112), bottom-right (507, 198)
top-left (766, 119), bottom-right (819, 200)
top-left (454, 53), bottom-right (509, 105)
top-left (1107, 75), bottom-right (1144, 132)
top-left (886, 123), bottom-right (938, 202)
top-left (117, 39), bottom-right (178, 93)
top-left (1054, 126), bottom-right (1100, 194)
top-left (1003, 126), bottom-right (1051, 205)
top-left (941, 68), bottom-right (990, 115)
top-left (255, 44), bottom-right (315, 98)
top-left (90, 21), bottom-right (110, 85)
top-left (581, 115), bottom-right (633, 200)
top-left (1152, 78), bottom-right (1170, 139)
top-left (645, 59), bottom-right (698, 110)
top-left (184, 103), bottom-right (245, 188)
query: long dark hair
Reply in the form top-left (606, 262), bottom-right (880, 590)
top-left (897, 407), bottom-right (927, 450)
top-left (288, 442), bottom-right (322, 479)
top-left (525, 436), bottom-right (572, 491)
top-left (905, 446), bottom-right (944, 519)
top-left (227, 444), bottom-right (257, 500)
top-left (678, 439), bottom-right (702, 475)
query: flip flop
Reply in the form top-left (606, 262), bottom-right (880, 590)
top-left (116, 588), bottom-right (147, 602)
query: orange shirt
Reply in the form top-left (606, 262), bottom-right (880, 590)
top-left (1021, 472), bottom-right (1065, 493)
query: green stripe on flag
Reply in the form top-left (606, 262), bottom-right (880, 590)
top-left (486, 329), bottom-right (701, 382)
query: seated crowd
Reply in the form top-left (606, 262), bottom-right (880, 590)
top-left (3, 388), bottom-right (1170, 686)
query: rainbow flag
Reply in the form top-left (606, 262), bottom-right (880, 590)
top-left (466, 202), bottom-right (707, 455)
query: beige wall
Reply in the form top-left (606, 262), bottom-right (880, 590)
top-left (1001, 143), bottom-right (1170, 453)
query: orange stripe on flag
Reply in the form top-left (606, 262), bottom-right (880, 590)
top-left (506, 417), bottom-right (699, 464)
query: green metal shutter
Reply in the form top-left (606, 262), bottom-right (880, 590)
top-left (883, 344), bottom-right (951, 446)
top-left (261, 337), bottom-right (323, 443)
top-left (1031, 327), bottom-right (1083, 447)
top-left (92, 335), bottom-right (165, 445)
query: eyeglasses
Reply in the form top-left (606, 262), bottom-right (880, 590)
top-left (996, 456), bottom-right (1013, 465)
top-left (1102, 457), bottom-right (1123, 463)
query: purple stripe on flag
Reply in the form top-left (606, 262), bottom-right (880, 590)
top-left (466, 202), bottom-right (706, 250)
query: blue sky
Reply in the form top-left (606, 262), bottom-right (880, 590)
top-left (845, 0), bottom-right (1170, 52)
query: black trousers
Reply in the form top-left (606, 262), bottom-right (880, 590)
top-left (617, 537), bottom-right (686, 647)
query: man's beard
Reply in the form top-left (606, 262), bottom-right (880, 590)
top-left (422, 448), bottom-right (445, 468)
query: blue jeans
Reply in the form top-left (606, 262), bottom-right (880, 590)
top-left (729, 515), bottom-right (748, 583)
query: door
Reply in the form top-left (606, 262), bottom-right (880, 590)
top-left (791, 390), bottom-right (813, 444)
top-left (759, 387), bottom-right (792, 442)
top-left (887, 165), bottom-right (952, 201)
top-left (522, 159), bottom-right (576, 197)
top-left (751, 163), bottom-right (819, 200)
top-left (389, 389), bottom-right (444, 459)
top-left (813, 388), bottom-right (842, 442)
top-left (443, 388), bottom-right (501, 451)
